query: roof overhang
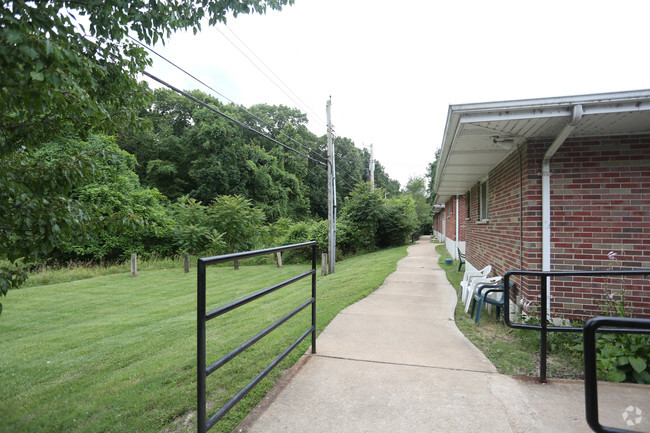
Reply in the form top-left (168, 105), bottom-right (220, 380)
top-left (430, 203), bottom-right (445, 216)
top-left (434, 89), bottom-right (650, 204)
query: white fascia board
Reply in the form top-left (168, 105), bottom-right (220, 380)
top-left (433, 105), bottom-right (461, 198)
top-left (433, 89), bottom-right (650, 203)
top-left (450, 88), bottom-right (650, 114)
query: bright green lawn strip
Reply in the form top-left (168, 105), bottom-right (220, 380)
top-left (1, 246), bottom-right (407, 433)
top-left (435, 244), bottom-right (583, 379)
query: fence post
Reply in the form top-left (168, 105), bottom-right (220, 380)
top-left (234, 250), bottom-right (239, 271)
top-left (311, 244), bottom-right (317, 354)
top-left (130, 253), bottom-right (137, 277)
top-left (276, 252), bottom-right (282, 268)
top-left (321, 253), bottom-right (328, 276)
top-left (184, 252), bottom-right (190, 273)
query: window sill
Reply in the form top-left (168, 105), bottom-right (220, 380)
top-left (476, 219), bottom-right (489, 225)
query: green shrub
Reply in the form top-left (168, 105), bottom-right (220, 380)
top-left (596, 333), bottom-right (650, 383)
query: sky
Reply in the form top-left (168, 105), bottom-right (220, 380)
top-left (145, 0), bottom-right (650, 188)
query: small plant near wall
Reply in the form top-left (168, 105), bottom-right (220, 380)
top-left (593, 251), bottom-right (650, 384)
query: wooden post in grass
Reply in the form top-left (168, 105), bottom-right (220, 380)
top-left (321, 253), bottom-right (328, 276)
top-left (184, 252), bottom-right (189, 273)
top-left (130, 253), bottom-right (137, 277)
top-left (234, 249), bottom-right (239, 270)
top-left (276, 252), bottom-right (282, 268)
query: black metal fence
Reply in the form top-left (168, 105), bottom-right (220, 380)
top-left (502, 270), bottom-right (650, 383)
top-left (197, 242), bottom-right (317, 433)
top-left (583, 316), bottom-right (650, 433)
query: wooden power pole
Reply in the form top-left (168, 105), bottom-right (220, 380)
top-left (369, 143), bottom-right (375, 189)
top-left (327, 98), bottom-right (336, 274)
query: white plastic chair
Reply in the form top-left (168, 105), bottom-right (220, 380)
top-left (460, 266), bottom-right (492, 303)
top-left (463, 275), bottom-right (503, 313)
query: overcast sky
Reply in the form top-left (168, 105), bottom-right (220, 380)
top-left (145, 0), bottom-right (650, 188)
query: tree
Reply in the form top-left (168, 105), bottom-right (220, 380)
top-left (171, 197), bottom-right (225, 256)
top-left (426, 148), bottom-right (442, 204)
top-left (0, 138), bottom-right (96, 313)
top-left (209, 195), bottom-right (265, 253)
top-left (46, 135), bottom-right (173, 262)
top-left (1, 0), bottom-right (294, 151)
top-left (404, 176), bottom-right (433, 234)
top-left (377, 196), bottom-right (418, 247)
top-left (339, 182), bottom-right (386, 252)
top-left (0, 0), bottom-right (293, 314)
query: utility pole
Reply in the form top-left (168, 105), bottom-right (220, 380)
top-left (369, 143), bottom-right (375, 189)
top-left (326, 98), bottom-right (336, 274)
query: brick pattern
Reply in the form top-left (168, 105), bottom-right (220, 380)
top-left (458, 135), bottom-right (650, 320)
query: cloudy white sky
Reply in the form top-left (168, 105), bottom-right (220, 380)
top-left (145, 0), bottom-right (650, 188)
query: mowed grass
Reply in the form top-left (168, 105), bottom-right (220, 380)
top-left (1, 246), bottom-right (408, 433)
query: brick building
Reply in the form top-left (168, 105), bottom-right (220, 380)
top-left (433, 89), bottom-right (650, 320)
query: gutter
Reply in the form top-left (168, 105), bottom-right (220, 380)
top-left (541, 104), bottom-right (583, 315)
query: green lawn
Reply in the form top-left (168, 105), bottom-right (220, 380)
top-left (1, 246), bottom-right (407, 433)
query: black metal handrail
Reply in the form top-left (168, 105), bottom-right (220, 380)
top-left (584, 317), bottom-right (650, 433)
top-left (197, 241), bottom-right (317, 433)
top-left (502, 270), bottom-right (650, 382)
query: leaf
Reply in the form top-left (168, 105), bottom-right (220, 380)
top-left (629, 357), bottom-right (647, 373)
top-left (605, 369), bottom-right (626, 383)
top-left (30, 71), bottom-right (45, 81)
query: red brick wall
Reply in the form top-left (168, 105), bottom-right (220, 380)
top-left (540, 135), bottom-right (650, 319)
top-left (442, 195), bottom-right (468, 243)
top-left (458, 195), bottom-right (467, 242)
top-left (462, 136), bottom-right (650, 320)
top-left (446, 196), bottom-right (456, 241)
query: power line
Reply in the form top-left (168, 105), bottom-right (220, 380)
top-left (130, 41), bottom-right (371, 191)
top-left (127, 35), bottom-right (328, 165)
top-left (143, 71), bottom-right (326, 167)
top-left (217, 25), bottom-right (326, 128)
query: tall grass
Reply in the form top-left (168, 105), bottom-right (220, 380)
top-left (0, 246), bottom-right (407, 433)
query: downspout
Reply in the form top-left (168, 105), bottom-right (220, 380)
top-left (541, 104), bottom-right (583, 316)
top-left (455, 195), bottom-right (459, 258)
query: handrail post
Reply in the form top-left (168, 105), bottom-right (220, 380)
top-left (197, 259), bottom-right (207, 433)
top-left (540, 275), bottom-right (548, 383)
top-left (311, 244), bottom-right (317, 354)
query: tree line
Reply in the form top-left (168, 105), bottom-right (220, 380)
top-left (0, 0), bottom-right (433, 315)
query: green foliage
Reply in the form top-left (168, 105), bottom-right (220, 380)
top-left (426, 148), bottom-right (441, 204)
top-left (596, 333), bottom-right (650, 383)
top-left (403, 176), bottom-right (433, 234)
top-left (121, 89), bottom-right (314, 221)
top-left (210, 195), bottom-right (266, 253)
top-left (45, 135), bottom-right (173, 262)
top-left (170, 196), bottom-right (225, 256)
top-left (0, 137), bottom-right (98, 312)
top-left (377, 195), bottom-right (418, 247)
top-left (0, 0), bottom-right (294, 314)
top-left (591, 290), bottom-right (650, 383)
top-left (340, 182), bottom-right (386, 251)
top-left (0, 0), bottom-right (293, 151)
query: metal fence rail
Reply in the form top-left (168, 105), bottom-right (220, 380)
top-left (502, 270), bottom-right (650, 382)
top-left (197, 242), bottom-right (317, 433)
top-left (583, 316), bottom-right (650, 433)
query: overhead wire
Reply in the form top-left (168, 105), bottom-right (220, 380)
top-left (143, 71), bottom-right (326, 166)
top-left (127, 35), bottom-right (328, 165)
top-left (222, 25), bottom-right (326, 127)
top-left (129, 36), bottom-right (375, 192)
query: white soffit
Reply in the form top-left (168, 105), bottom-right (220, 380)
top-left (434, 89), bottom-right (650, 203)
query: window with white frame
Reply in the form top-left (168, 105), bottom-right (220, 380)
top-left (479, 179), bottom-right (489, 221)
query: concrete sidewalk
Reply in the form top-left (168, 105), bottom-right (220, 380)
top-left (235, 237), bottom-right (650, 433)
